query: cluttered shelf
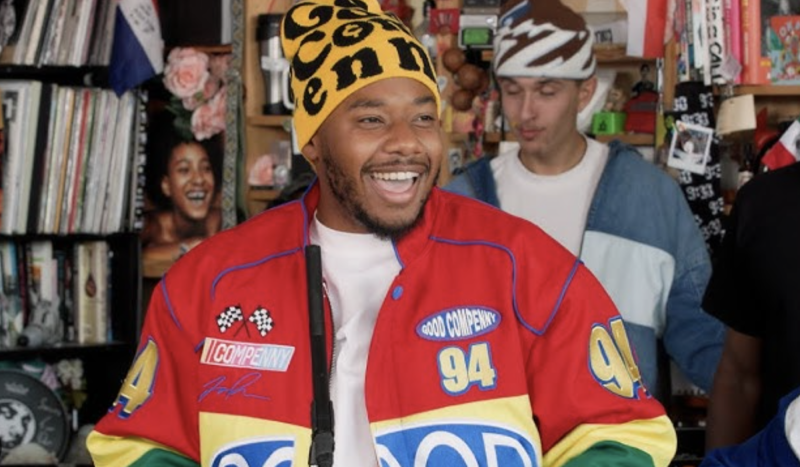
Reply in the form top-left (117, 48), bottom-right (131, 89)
top-left (732, 85), bottom-right (800, 96)
top-left (478, 44), bottom-right (652, 66)
top-left (450, 131), bottom-right (655, 146)
top-left (247, 114), bottom-right (291, 128)
top-left (712, 84), bottom-right (800, 96)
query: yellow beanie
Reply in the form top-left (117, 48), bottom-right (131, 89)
top-left (281, 0), bottom-right (441, 150)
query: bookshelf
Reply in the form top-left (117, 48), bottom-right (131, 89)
top-left (0, 3), bottom-right (146, 463)
top-left (0, 232), bottom-right (142, 461)
top-left (0, 29), bottom-right (145, 467)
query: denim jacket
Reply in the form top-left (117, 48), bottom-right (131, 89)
top-left (445, 140), bottom-right (724, 399)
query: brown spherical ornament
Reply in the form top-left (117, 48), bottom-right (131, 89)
top-left (442, 47), bottom-right (466, 73)
top-left (456, 63), bottom-right (484, 91)
top-left (450, 88), bottom-right (476, 112)
top-left (476, 70), bottom-right (490, 94)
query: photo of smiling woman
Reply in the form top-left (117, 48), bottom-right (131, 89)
top-left (140, 110), bottom-right (223, 277)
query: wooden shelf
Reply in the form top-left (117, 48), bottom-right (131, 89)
top-left (248, 188), bottom-right (281, 201)
top-left (247, 114), bottom-right (292, 128)
top-left (478, 45), bottom-right (653, 66)
top-left (449, 132), bottom-right (654, 146)
top-left (594, 46), bottom-right (655, 65)
top-left (731, 85), bottom-right (800, 96)
top-left (594, 133), bottom-right (655, 145)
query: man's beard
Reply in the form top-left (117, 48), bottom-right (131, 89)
top-left (323, 149), bottom-right (436, 241)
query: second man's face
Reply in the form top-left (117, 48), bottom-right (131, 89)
top-left (498, 76), bottom-right (594, 160)
top-left (304, 77), bottom-right (443, 240)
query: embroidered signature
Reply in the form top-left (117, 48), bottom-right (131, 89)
top-left (199, 372), bottom-right (271, 402)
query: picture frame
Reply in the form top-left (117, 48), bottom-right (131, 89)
top-left (140, 48), bottom-right (233, 278)
top-left (667, 120), bottom-right (714, 175)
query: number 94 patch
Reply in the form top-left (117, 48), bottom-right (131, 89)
top-left (589, 317), bottom-right (649, 400)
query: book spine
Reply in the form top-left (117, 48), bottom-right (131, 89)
top-left (27, 83), bottom-right (54, 234)
top-left (723, 0), bottom-right (742, 83)
top-left (741, 0), bottom-right (770, 83)
top-left (129, 90), bottom-right (148, 232)
top-left (0, 242), bottom-right (24, 348)
top-left (707, 0), bottom-right (726, 84)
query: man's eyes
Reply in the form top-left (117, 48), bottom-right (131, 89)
top-left (502, 87), bottom-right (556, 96)
top-left (358, 116), bottom-right (382, 124)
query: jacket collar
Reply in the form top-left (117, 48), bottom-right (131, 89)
top-left (298, 180), bottom-right (441, 269)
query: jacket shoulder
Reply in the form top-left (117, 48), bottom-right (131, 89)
top-left (605, 142), bottom-right (687, 202)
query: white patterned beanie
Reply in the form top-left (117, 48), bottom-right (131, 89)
top-left (493, 0), bottom-right (596, 80)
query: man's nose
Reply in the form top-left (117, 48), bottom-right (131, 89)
top-left (384, 121), bottom-right (424, 156)
top-left (519, 93), bottom-right (539, 122)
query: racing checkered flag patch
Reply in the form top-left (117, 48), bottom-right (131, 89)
top-left (217, 305), bottom-right (244, 333)
top-left (249, 307), bottom-right (274, 337)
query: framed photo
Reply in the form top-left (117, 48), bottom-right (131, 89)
top-left (667, 120), bottom-right (714, 175)
top-left (140, 48), bottom-right (231, 278)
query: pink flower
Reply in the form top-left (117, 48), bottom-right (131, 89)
top-left (163, 48), bottom-right (210, 99)
top-left (182, 77), bottom-right (221, 111)
top-left (248, 154), bottom-right (275, 186)
top-left (191, 86), bottom-right (227, 140)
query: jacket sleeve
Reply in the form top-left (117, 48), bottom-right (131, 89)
top-left (519, 256), bottom-right (677, 467)
top-left (87, 276), bottom-right (201, 466)
top-left (662, 185), bottom-right (725, 393)
top-left (700, 387), bottom-right (800, 467)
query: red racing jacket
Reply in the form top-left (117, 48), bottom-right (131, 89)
top-left (88, 183), bottom-right (677, 466)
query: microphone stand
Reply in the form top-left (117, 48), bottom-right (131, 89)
top-left (306, 245), bottom-right (334, 467)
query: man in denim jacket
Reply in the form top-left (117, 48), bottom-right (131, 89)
top-left (445, 0), bottom-right (723, 400)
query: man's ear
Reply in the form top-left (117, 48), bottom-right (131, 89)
top-left (301, 134), bottom-right (321, 169)
top-left (578, 76), bottom-right (598, 113)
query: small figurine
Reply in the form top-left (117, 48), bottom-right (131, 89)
top-left (603, 73), bottom-right (633, 112)
top-left (603, 85), bottom-right (627, 112)
top-left (632, 63), bottom-right (656, 96)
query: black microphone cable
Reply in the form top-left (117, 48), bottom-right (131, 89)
top-left (306, 245), bottom-right (334, 467)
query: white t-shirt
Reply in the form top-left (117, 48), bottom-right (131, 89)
top-left (310, 215), bottom-right (400, 467)
top-left (492, 137), bottom-right (609, 255)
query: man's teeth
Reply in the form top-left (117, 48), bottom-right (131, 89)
top-left (187, 192), bottom-right (207, 200)
top-left (372, 172), bottom-right (418, 181)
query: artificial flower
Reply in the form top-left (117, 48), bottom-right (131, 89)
top-left (163, 47), bottom-right (230, 141)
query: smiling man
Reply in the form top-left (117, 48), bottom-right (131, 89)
top-left (87, 0), bottom-right (676, 466)
top-left (446, 0), bottom-right (724, 405)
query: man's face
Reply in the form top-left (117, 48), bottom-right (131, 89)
top-left (303, 77), bottom-right (442, 240)
top-left (498, 76), bottom-right (595, 160)
top-left (162, 142), bottom-right (215, 222)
